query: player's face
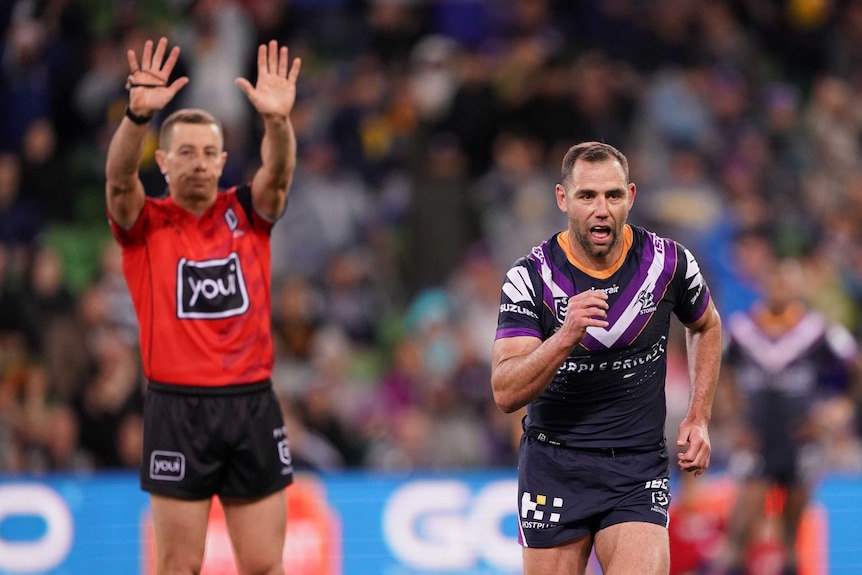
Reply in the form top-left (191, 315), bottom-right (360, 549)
top-left (157, 122), bottom-right (227, 205)
top-left (556, 158), bottom-right (635, 265)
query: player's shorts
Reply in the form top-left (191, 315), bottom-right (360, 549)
top-left (518, 430), bottom-right (671, 548)
top-left (140, 380), bottom-right (294, 500)
top-left (729, 441), bottom-right (824, 487)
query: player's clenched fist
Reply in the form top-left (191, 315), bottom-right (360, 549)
top-left (557, 289), bottom-right (609, 345)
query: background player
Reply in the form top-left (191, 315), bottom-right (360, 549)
top-left (716, 258), bottom-right (859, 575)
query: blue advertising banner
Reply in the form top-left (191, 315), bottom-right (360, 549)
top-left (0, 474), bottom-right (148, 574)
top-left (325, 470), bottom-right (521, 574)
top-left (0, 471), bottom-right (860, 574)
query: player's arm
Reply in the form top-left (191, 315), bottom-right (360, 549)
top-left (237, 41), bottom-right (302, 220)
top-left (677, 298), bottom-right (722, 476)
top-left (106, 37), bottom-right (187, 228)
top-left (491, 290), bottom-right (609, 413)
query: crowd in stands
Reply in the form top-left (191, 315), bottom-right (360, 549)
top-left (1, 0), bottom-right (862, 477)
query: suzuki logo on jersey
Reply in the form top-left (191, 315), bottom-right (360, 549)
top-left (177, 253), bottom-right (250, 319)
top-left (150, 450), bottom-right (185, 481)
top-left (521, 492), bottom-right (563, 527)
top-left (500, 303), bottom-right (539, 319)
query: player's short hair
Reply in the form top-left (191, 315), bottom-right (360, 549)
top-left (561, 141), bottom-right (630, 186)
top-left (159, 108), bottom-right (223, 150)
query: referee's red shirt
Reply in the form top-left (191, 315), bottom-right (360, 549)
top-left (109, 185), bottom-right (275, 387)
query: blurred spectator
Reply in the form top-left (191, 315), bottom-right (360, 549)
top-left (0, 152), bottom-right (41, 280)
top-left (0, 245), bottom-right (37, 354)
top-left (0, 6), bottom-right (52, 152)
top-left (70, 326), bottom-right (143, 469)
top-left (636, 146), bottom-right (724, 257)
top-left (243, 0), bottom-right (301, 54)
top-left (279, 395), bottom-right (346, 472)
top-left (708, 227), bottom-right (776, 319)
top-left (438, 47), bottom-right (500, 177)
top-left (90, 240), bottom-right (137, 344)
top-left (5, 362), bottom-right (91, 472)
top-left (826, 0), bottom-right (862, 86)
top-left (19, 118), bottom-right (72, 223)
top-left (632, 0), bottom-right (701, 73)
top-left (803, 74), bottom-right (862, 182)
top-left (323, 250), bottom-right (385, 347)
top-left (270, 137), bottom-right (374, 282)
top-left (407, 35), bottom-right (460, 126)
top-left (556, 51), bottom-right (636, 149)
top-left (19, 244), bottom-right (77, 355)
top-left (473, 129), bottom-right (557, 271)
top-left (446, 245), bottom-right (503, 366)
top-left (364, 404), bottom-right (434, 471)
top-left (366, 0), bottom-right (427, 68)
top-left (272, 274), bottom-right (326, 363)
top-left (403, 132), bottom-right (477, 293)
top-left (295, 383), bottom-right (365, 468)
top-left (73, 35), bottom-right (130, 136)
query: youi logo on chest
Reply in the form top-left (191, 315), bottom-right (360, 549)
top-left (176, 252), bottom-right (250, 319)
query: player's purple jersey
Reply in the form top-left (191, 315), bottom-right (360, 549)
top-left (495, 225), bottom-right (711, 448)
top-left (724, 306), bottom-right (858, 443)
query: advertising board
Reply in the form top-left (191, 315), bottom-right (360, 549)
top-left (0, 471), bottom-right (860, 574)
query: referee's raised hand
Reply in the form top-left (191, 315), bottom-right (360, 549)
top-left (125, 37), bottom-right (189, 119)
top-left (235, 40), bottom-right (302, 119)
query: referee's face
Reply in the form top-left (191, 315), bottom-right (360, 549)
top-left (555, 158), bottom-right (635, 266)
top-left (157, 122), bottom-right (227, 206)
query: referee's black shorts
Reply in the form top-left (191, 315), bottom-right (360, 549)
top-left (141, 380), bottom-right (294, 500)
top-left (517, 430), bottom-right (671, 548)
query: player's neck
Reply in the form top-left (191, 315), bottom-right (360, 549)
top-left (558, 226), bottom-right (632, 279)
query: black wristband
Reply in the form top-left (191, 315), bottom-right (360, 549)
top-left (125, 106), bottom-right (154, 125)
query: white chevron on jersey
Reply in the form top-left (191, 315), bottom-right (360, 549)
top-left (503, 266), bottom-right (536, 304)
top-left (684, 248), bottom-right (704, 294)
top-left (530, 244), bottom-right (569, 303)
top-left (586, 236), bottom-right (667, 347)
top-left (728, 311), bottom-right (828, 373)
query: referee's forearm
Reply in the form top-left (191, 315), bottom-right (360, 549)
top-left (105, 120), bottom-right (148, 227)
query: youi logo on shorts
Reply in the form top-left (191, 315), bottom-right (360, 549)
top-left (150, 450), bottom-right (185, 481)
top-left (177, 253), bottom-right (250, 319)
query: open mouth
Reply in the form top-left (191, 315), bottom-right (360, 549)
top-left (590, 226), bottom-right (612, 242)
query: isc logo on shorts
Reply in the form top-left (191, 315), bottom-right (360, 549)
top-left (177, 253), bottom-right (249, 319)
top-left (150, 450), bottom-right (185, 481)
